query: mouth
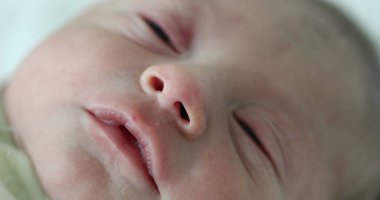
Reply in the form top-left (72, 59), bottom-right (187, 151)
top-left (86, 108), bottom-right (157, 189)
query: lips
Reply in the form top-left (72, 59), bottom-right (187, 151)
top-left (85, 108), bottom-right (157, 189)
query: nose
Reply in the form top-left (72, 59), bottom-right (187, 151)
top-left (140, 64), bottom-right (207, 139)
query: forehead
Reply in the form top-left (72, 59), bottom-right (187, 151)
top-left (184, 0), bottom-right (362, 110)
top-left (189, 0), bottom-right (313, 55)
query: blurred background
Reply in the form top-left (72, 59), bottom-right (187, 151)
top-left (0, 0), bottom-right (99, 83)
top-left (0, 0), bottom-right (379, 83)
top-left (327, 0), bottom-right (380, 53)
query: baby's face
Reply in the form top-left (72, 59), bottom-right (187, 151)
top-left (4, 0), bottom-right (367, 199)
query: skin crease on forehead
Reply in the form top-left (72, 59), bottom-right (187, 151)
top-left (3, 0), bottom-right (379, 199)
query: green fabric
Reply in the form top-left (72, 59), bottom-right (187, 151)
top-left (0, 91), bottom-right (48, 200)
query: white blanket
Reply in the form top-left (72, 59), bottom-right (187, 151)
top-left (0, 0), bottom-right (100, 84)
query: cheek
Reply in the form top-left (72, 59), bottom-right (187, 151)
top-left (7, 39), bottom-right (82, 109)
top-left (7, 30), bottom-right (117, 109)
top-left (4, 36), bottom-right (113, 198)
top-left (38, 146), bottom-right (114, 200)
top-left (161, 133), bottom-right (258, 199)
top-left (6, 67), bottom-right (114, 199)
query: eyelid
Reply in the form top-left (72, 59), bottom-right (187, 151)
top-left (143, 17), bottom-right (179, 53)
top-left (139, 12), bottom-right (193, 54)
top-left (233, 111), bottom-right (282, 182)
top-left (235, 116), bottom-right (262, 148)
top-left (119, 14), bottom-right (178, 57)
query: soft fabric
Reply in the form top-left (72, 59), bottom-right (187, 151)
top-left (0, 90), bottom-right (48, 200)
top-left (0, 0), bottom-right (100, 84)
top-left (326, 0), bottom-right (380, 56)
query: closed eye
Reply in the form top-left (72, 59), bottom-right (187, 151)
top-left (143, 18), bottom-right (178, 53)
top-left (235, 117), bottom-right (262, 147)
top-left (233, 114), bottom-right (282, 182)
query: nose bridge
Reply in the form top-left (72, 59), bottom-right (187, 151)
top-left (140, 64), bottom-right (207, 139)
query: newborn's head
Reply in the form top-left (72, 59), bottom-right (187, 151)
top-left (3, 0), bottom-right (380, 199)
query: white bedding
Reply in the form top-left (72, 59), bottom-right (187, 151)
top-left (327, 0), bottom-right (380, 55)
top-left (0, 0), bottom-right (379, 83)
top-left (0, 0), bottom-right (99, 83)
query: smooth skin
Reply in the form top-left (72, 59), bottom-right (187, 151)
top-left (4, 0), bottom-right (380, 199)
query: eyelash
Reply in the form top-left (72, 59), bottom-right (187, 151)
top-left (235, 117), bottom-right (262, 148)
top-left (143, 18), bottom-right (178, 53)
top-left (234, 116), bottom-right (281, 181)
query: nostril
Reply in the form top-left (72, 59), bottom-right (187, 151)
top-left (174, 102), bottom-right (190, 123)
top-left (150, 76), bottom-right (164, 92)
top-left (180, 103), bottom-right (190, 122)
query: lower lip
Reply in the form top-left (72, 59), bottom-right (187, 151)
top-left (85, 110), bottom-right (157, 189)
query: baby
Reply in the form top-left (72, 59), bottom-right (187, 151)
top-left (1, 0), bottom-right (380, 199)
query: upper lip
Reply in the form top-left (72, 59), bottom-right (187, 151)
top-left (86, 106), bottom-right (158, 190)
